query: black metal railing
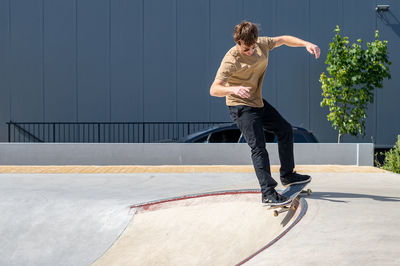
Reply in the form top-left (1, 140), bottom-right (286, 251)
top-left (7, 121), bottom-right (231, 143)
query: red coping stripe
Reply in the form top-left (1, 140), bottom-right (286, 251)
top-left (129, 189), bottom-right (308, 264)
top-left (130, 189), bottom-right (260, 211)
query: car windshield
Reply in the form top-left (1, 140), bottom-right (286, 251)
top-left (208, 129), bottom-right (241, 143)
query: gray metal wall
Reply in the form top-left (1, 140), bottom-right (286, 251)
top-left (0, 0), bottom-right (399, 146)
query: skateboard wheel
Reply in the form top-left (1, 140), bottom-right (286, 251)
top-left (291, 205), bottom-right (296, 211)
top-left (307, 189), bottom-right (312, 196)
top-left (273, 210), bottom-right (279, 217)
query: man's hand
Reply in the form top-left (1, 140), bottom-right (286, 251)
top-left (306, 42), bottom-right (320, 59)
top-left (232, 86), bottom-right (251, 98)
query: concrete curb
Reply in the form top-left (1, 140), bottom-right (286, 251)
top-left (0, 143), bottom-right (374, 166)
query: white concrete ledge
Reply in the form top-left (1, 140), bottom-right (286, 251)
top-left (0, 143), bottom-right (374, 166)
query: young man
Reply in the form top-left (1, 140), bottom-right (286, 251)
top-left (210, 21), bottom-right (320, 205)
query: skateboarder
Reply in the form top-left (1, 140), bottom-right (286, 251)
top-left (210, 21), bottom-right (319, 205)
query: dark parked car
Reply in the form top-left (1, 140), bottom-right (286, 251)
top-left (179, 123), bottom-right (318, 143)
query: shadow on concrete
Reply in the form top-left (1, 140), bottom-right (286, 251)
top-left (281, 207), bottom-right (296, 226)
top-left (307, 191), bottom-right (400, 203)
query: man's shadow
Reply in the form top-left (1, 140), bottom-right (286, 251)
top-left (307, 191), bottom-right (400, 203)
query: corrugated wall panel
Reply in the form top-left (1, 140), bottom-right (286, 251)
top-left (377, 0), bottom-right (400, 146)
top-left (43, 0), bottom-right (77, 121)
top-left (0, 0), bottom-right (10, 141)
top-left (10, 0), bottom-right (44, 121)
top-left (77, 0), bottom-right (110, 122)
top-left (110, 0), bottom-right (143, 121)
top-left (143, 0), bottom-right (177, 121)
top-left (176, 0), bottom-right (210, 121)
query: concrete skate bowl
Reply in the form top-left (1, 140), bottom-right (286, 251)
top-left (91, 190), bottom-right (308, 266)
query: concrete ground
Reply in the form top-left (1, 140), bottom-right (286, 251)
top-left (0, 166), bottom-right (399, 265)
top-left (246, 171), bottom-right (400, 266)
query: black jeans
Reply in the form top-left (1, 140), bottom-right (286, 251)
top-left (229, 99), bottom-right (294, 195)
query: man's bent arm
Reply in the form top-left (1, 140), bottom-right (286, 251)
top-left (210, 79), bottom-right (251, 99)
top-left (272, 35), bottom-right (320, 59)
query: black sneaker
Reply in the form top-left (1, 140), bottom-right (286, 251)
top-left (281, 171), bottom-right (311, 187)
top-left (262, 190), bottom-right (292, 206)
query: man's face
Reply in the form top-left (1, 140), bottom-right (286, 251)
top-left (237, 41), bottom-right (256, 56)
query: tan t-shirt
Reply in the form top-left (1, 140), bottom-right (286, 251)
top-left (215, 36), bottom-right (276, 107)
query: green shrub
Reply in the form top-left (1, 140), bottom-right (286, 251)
top-left (381, 135), bottom-right (400, 174)
top-left (320, 26), bottom-right (391, 143)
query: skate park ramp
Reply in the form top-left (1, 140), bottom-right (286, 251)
top-left (92, 190), bottom-right (306, 266)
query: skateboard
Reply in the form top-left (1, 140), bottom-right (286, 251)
top-left (267, 182), bottom-right (312, 217)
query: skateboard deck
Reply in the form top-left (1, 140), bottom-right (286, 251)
top-left (267, 182), bottom-right (312, 217)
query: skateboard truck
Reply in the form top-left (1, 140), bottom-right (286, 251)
top-left (270, 197), bottom-right (300, 217)
top-left (267, 182), bottom-right (312, 217)
top-left (301, 188), bottom-right (312, 196)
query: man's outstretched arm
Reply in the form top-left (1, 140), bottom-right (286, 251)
top-left (210, 79), bottom-right (251, 98)
top-left (272, 35), bottom-right (320, 59)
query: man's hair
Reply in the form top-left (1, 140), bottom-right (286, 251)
top-left (233, 21), bottom-right (259, 46)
